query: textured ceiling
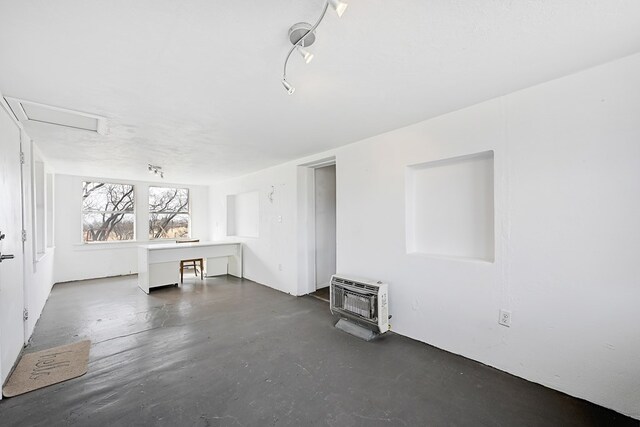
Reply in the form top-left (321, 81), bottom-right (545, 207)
top-left (1, 0), bottom-right (640, 184)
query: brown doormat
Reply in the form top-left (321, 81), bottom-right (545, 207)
top-left (2, 340), bottom-right (91, 397)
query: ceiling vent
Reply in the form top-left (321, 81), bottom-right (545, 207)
top-left (4, 97), bottom-right (107, 135)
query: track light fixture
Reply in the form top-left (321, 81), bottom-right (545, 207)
top-left (328, 0), bottom-right (348, 17)
top-left (296, 45), bottom-right (314, 64)
top-left (148, 164), bottom-right (164, 179)
top-left (281, 79), bottom-right (295, 95)
top-left (281, 0), bottom-right (348, 94)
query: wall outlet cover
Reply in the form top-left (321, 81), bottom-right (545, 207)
top-left (499, 309), bottom-right (512, 327)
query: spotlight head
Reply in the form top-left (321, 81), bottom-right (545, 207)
top-left (282, 79), bottom-right (295, 95)
top-left (296, 46), bottom-right (314, 64)
top-left (328, 0), bottom-right (348, 17)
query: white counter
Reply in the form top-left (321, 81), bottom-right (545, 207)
top-left (137, 241), bottom-right (242, 293)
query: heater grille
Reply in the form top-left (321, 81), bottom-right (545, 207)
top-left (332, 286), bottom-right (377, 320)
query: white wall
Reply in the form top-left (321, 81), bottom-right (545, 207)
top-left (23, 141), bottom-right (56, 339)
top-left (54, 175), bottom-right (209, 283)
top-left (209, 53), bottom-right (640, 419)
top-left (210, 168), bottom-right (298, 295)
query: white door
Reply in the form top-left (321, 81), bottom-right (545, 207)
top-left (0, 104), bottom-right (25, 385)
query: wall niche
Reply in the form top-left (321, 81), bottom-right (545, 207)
top-left (226, 190), bottom-right (260, 238)
top-left (405, 150), bottom-right (495, 262)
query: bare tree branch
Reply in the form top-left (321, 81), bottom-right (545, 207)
top-left (83, 182), bottom-right (134, 242)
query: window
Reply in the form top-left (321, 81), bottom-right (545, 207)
top-left (149, 187), bottom-right (189, 239)
top-left (46, 173), bottom-right (54, 248)
top-left (34, 160), bottom-right (45, 253)
top-left (82, 182), bottom-right (135, 242)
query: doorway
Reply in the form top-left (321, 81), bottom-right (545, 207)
top-left (307, 163), bottom-right (336, 302)
top-left (314, 164), bottom-right (336, 288)
top-left (297, 157), bottom-right (337, 297)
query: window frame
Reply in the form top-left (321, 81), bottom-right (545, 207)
top-left (148, 186), bottom-right (191, 240)
top-left (81, 181), bottom-right (136, 243)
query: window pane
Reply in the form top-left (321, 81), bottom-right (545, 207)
top-left (149, 213), bottom-right (189, 239)
top-left (83, 182), bottom-right (134, 213)
top-left (149, 187), bottom-right (189, 213)
top-left (83, 212), bottom-right (135, 242)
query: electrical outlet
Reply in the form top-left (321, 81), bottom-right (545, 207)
top-left (499, 309), bottom-right (512, 327)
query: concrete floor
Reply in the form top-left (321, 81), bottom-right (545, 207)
top-left (0, 275), bottom-right (635, 426)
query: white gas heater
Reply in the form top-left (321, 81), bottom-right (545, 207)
top-left (329, 274), bottom-right (390, 340)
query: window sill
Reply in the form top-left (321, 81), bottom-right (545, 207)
top-left (35, 247), bottom-right (54, 263)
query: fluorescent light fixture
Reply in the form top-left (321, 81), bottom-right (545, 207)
top-left (282, 79), bottom-right (295, 95)
top-left (296, 45), bottom-right (314, 64)
top-left (4, 97), bottom-right (108, 135)
top-left (328, 0), bottom-right (348, 17)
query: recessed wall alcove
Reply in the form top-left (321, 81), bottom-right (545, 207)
top-left (226, 191), bottom-right (260, 238)
top-left (405, 150), bottom-right (495, 262)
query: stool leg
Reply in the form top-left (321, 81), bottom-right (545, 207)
top-left (180, 262), bottom-right (184, 284)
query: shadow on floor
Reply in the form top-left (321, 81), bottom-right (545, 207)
top-left (309, 286), bottom-right (330, 303)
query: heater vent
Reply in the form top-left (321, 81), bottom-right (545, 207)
top-left (332, 276), bottom-right (380, 293)
top-left (4, 97), bottom-right (107, 135)
top-left (330, 274), bottom-right (389, 333)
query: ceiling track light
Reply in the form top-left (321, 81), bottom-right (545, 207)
top-left (296, 45), bottom-right (314, 64)
top-left (328, 0), bottom-right (348, 18)
top-left (282, 79), bottom-right (295, 94)
top-left (148, 164), bottom-right (165, 179)
top-left (281, 0), bottom-right (348, 95)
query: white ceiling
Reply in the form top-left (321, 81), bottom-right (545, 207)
top-left (1, 0), bottom-right (640, 184)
